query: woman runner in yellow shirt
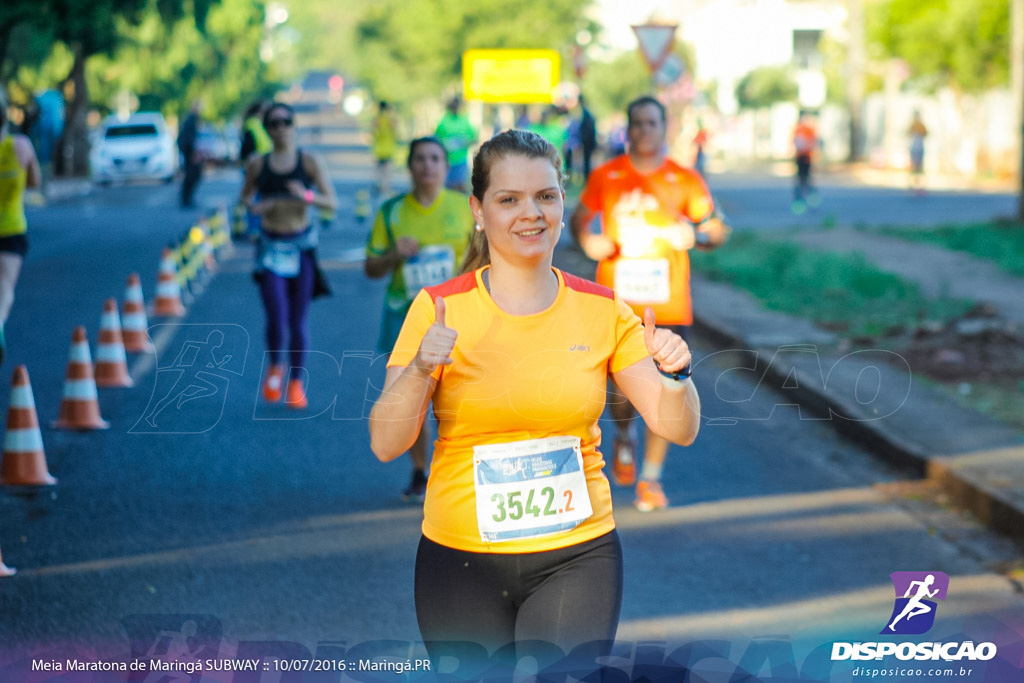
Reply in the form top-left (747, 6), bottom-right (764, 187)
top-left (365, 136), bottom-right (474, 502)
top-left (369, 130), bottom-right (701, 674)
top-left (0, 92), bottom-right (42, 360)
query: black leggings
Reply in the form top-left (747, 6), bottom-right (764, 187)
top-left (414, 531), bottom-right (622, 673)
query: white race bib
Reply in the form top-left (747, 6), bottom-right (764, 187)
top-left (261, 241), bottom-right (301, 277)
top-left (473, 436), bottom-right (593, 543)
top-left (614, 258), bottom-right (671, 304)
top-left (402, 245), bottom-right (456, 298)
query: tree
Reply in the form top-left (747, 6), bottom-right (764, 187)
top-left (734, 65), bottom-right (798, 110)
top-left (0, 1), bottom-right (40, 81)
top-left (88, 0), bottom-right (270, 124)
top-left (5, 0), bottom-right (219, 176)
top-left (866, 0), bottom-right (1009, 93)
top-left (582, 51), bottom-right (651, 121)
top-left (353, 0), bottom-right (589, 108)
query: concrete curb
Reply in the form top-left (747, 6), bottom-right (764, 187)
top-left (690, 276), bottom-right (1024, 544)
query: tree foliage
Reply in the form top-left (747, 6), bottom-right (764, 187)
top-left (88, 0), bottom-right (271, 122)
top-left (734, 65), bottom-right (798, 109)
top-left (353, 0), bottom-right (591, 106)
top-left (866, 0), bottom-right (1009, 92)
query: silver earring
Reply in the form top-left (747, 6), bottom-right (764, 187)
top-left (475, 223), bottom-right (483, 231)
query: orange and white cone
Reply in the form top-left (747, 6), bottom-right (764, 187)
top-left (153, 247), bottom-right (186, 317)
top-left (53, 326), bottom-right (110, 431)
top-left (122, 273), bottom-right (153, 353)
top-left (1, 365), bottom-right (56, 487)
top-left (0, 541), bottom-right (15, 577)
top-left (94, 298), bottom-right (133, 388)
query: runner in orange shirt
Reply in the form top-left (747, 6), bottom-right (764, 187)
top-left (792, 110), bottom-right (819, 210)
top-left (570, 95), bottom-right (729, 511)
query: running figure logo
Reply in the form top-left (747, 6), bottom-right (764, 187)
top-left (881, 571), bottom-right (949, 635)
top-left (132, 324), bottom-right (248, 434)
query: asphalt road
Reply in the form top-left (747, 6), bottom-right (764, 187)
top-left (1, 156), bottom-right (1022, 682)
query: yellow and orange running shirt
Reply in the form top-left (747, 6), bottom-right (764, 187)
top-left (388, 267), bottom-right (650, 553)
top-left (579, 155), bottom-right (714, 325)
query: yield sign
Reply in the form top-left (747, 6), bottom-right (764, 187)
top-left (632, 24), bottom-right (677, 72)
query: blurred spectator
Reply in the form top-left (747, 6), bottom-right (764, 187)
top-left (528, 108), bottom-right (568, 158)
top-left (177, 99), bottom-right (204, 208)
top-left (371, 101), bottom-right (399, 197)
top-left (908, 111), bottom-right (928, 196)
top-left (792, 110), bottom-right (818, 210)
top-left (577, 95), bottom-right (598, 180)
top-left (240, 100), bottom-right (272, 163)
top-left (434, 96), bottom-right (477, 193)
top-left (692, 119), bottom-right (708, 177)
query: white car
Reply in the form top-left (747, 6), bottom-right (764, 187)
top-left (90, 112), bottom-right (179, 184)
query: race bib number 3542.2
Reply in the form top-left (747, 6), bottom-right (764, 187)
top-left (473, 436), bottom-right (593, 544)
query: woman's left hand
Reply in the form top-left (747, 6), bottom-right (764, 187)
top-left (643, 307), bottom-right (691, 373)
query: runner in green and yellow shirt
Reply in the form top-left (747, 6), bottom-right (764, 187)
top-left (365, 136), bottom-right (474, 501)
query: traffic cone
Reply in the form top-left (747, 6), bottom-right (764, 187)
top-left (153, 247), bottom-right (186, 317)
top-left (53, 327), bottom-right (110, 431)
top-left (94, 298), bottom-right (133, 388)
top-left (1, 365), bottom-right (56, 487)
top-left (121, 273), bottom-right (153, 353)
top-left (0, 541), bottom-right (14, 577)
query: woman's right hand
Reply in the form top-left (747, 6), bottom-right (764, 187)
top-left (412, 297), bottom-right (457, 372)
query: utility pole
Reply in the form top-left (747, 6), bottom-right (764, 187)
top-left (1013, 0), bottom-right (1024, 219)
top-left (846, 0), bottom-right (866, 162)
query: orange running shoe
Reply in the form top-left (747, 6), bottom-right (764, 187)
top-left (262, 365), bottom-right (284, 403)
top-left (634, 480), bottom-right (668, 512)
top-left (285, 378), bottom-right (308, 410)
top-left (610, 437), bottom-right (637, 486)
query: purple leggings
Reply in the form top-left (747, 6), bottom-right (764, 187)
top-left (259, 249), bottom-right (315, 369)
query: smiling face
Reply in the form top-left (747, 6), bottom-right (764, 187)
top-left (470, 154), bottom-right (564, 267)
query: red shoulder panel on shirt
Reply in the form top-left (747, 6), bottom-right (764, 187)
top-left (562, 271), bottom-right (614, 299)
top-left (425, 271), bottom-right (479, 302)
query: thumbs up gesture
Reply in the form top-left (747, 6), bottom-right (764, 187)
top-left (413, 296), bottom-right (458, 372)
top-left (643, 307), bottom-right (691, 374)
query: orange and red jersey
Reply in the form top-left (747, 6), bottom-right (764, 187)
top-left (579, 155), bottom-right (714, 325)
top-left (388, 267), bottom-right (650, 553)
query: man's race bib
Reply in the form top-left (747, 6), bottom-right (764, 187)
top-left (402, 244), bottom-right (455, 298)
top-left (614, 258), bottom-right (671, 304)
top-left (473, 436), bottom-right (593, 543)
top-left (261, 241), bottom-right (301, 277)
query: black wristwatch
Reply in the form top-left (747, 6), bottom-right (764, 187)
top-left (655, 360), bottom-right (691, 381)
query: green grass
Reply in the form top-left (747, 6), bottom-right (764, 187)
top-left (920, 377), bottom-right (1024, 433)
top-left (690, 232), bottom-right (974, 338)
top-left (879, 221), bottom-right (1024, 277)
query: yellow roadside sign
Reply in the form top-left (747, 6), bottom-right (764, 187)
top-left (462, 49), bottom-right (561, 103)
